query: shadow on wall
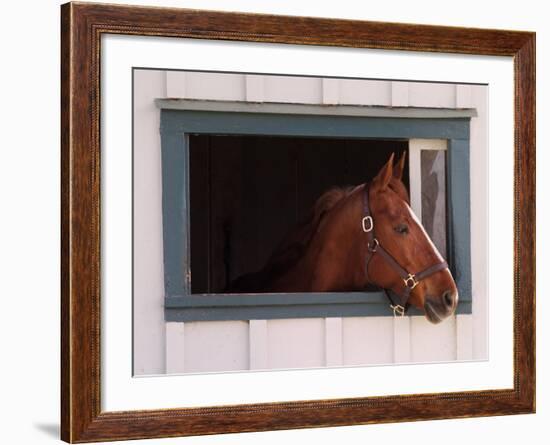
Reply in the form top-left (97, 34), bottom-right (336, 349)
top-left (33, 422), bottom-right (59, 439)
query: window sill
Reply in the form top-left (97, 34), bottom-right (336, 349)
top-left (164, 292), bottom-right (472, 322)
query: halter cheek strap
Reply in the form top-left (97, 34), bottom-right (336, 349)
top-left (363, 183), bottom-right (449, 316)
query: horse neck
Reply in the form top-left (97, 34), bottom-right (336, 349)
top-left (294, 189), bottom-right (366, 292)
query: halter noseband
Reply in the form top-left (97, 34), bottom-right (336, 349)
top-left (362, 183), bottom-right (449, 317)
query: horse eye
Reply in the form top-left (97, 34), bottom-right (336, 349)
top-left (394, 223), bottom-right (409, 235)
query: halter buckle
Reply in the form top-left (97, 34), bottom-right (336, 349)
top-left (362, 216), bottom-right (373, 233)
top-left (367, 238), bottom-right (379, 252)
top-left (390, 304), bottom-right (406, 317)
top-left (403, 273), bottom-right (419, 289)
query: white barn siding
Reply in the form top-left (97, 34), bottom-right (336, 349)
top-left (342, 317), bottom-right (394, 365)
top-left (392, 316), bottom-right (412, 363)
top-left (165, 322), bottom-right (185, 374)
top-left (263, 75), bottom-right (323, 103)
top-left (133, 69), bottom-right (166, 376)
top-left (134, 70), bottom-right (486, 375)
top-left (410, 316), bottom-right (457, 362)
top-left (181, 71), bottom-right (246, 101)
top-left (182, 321), bottom-right (249, 373)
top-left (408, 81), bottom-right (457, 108)
top-left (266, 319), bottom-right (325, 369)
top-left (338, 79), bottom-right (391, 106)
top-left (249, 320), bottom-right (269, 369)
top-left (391, 81), bottom-right (409, 107)
top-left (469, 84), bottom-right (489, 360)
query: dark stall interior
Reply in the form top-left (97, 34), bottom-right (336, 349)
top-left (189, 134), bottom-right (409, 294)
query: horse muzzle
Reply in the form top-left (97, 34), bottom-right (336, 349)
top-left (424, 288), bottom-right (459, 324)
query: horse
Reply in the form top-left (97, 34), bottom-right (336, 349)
top-left (228, 152), bottom-right (458, 324)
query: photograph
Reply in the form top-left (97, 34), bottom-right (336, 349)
top-left (56, 2), bottom-right (536, 442)
top-left (133, 69), bottom-right (487, 375)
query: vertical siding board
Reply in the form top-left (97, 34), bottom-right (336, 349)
top-left (245, 75), bottom-right (265, 102)
top-left (393, 317), bottom-right (411, 363)
top-left (133, 69), bottom-right (167, 376)
top-left (456, 314), bottom-right (473, 360)
top-left (469, 85), bottom-right (488, 360)
top-left (183, 321), bottom-right (249, 373)
top-left (184, 72), bottom-right (246, 101)
top-left (165, 322), bottom-right (185, 374)
top-left (263, 75), bottom-right (323, 103)
top-left (165, 71), bottom-right (186, 98)
top-left (342, 317), bottom-right (394, 365)
top-left (325, 318), bottom-right (343, 366)
top-left (391, 81), bottom-right (409, 107)
top-left (322, 78), bottom-right (340, 105)
top-left (338, 79), bottom-right (391, 105)
top-left (249, 320), bottom-right (268, 370)
top-left (408, 82), bottom-right (456, 108)
top-left (410, 316), bottom-right (457, 362)
top-left (455, 84), bottom-right (473, 108)
top-left (267, 319), bottom-right (325, 369)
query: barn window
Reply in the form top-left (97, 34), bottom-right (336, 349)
top-left (157, 100), bottom-right (474, 322)
top-left (188, 135), bottom-right (409, 295)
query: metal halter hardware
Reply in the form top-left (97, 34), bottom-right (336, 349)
top-left (362, 216), bottom-right (374, 233)
top-left (362, 183), bottom-right (449, 317)
top-left (404, 274), bottom-right (419, 289)
top-left (390, 304), bottom-right (406, 317)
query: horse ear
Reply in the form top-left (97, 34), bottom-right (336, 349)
top-left (373, 153), bottom-right (394, 190)
top-left (393, 151), bottom-right (407, 181)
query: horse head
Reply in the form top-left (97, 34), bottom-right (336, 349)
top-left (365, 153), bottom-right (458, 323)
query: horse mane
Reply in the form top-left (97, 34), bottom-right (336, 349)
top-left (263, 186), bottom-right (357, 276)
top-left (263, 177), bottom-right (409, 277)
top-left (226, 185), bottom-right (358, 292)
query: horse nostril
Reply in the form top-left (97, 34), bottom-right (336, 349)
top-left (442, 290), bottom-right (455, 309)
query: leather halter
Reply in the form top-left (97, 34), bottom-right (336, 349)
top-left (362, 183), bottom-right (449, 316)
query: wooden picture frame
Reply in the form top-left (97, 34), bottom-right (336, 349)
top-left (61, 2), bottom-right (535, 442)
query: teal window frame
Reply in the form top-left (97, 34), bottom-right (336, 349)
top-left (155, 103), bottom-right (473, 322)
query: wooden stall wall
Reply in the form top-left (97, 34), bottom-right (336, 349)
top-left (133, 70), bottom-right (487, 375)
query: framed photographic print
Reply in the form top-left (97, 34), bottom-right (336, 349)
top-left (61, 2), bottom-right (535, 442)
